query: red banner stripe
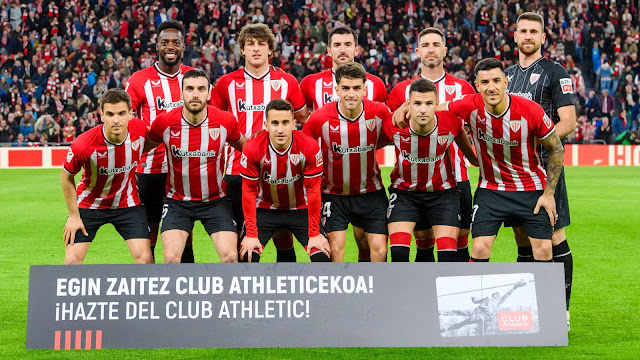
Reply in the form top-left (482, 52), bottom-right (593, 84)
top-left (54, 331), bottom-right (61, 350)
top-left (85, 330), bottom-right (92, 350)
top-left (75, 331), bottom-right (82, 349)
top-left (64, 331), bottom-right (71, 350)
top-left (96, 330), bottom-right (102, 349)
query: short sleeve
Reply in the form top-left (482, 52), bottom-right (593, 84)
top-left (299, 75), bottom-right (316, 110)
top-left (148, 114), bottom-right (167, 144)
top-left (221, 111), bottom-right (241, 143)
top-left (460, 80), bottom-right (476, 96)
top-left (386, 85), bottom-right (406, 111)
top-left (371, 76), bottom-right (388, 103)
top-left (63, 141), bottom-right (87, 175)
top-left (532, 104), bottom-right (556, 139)
top-left (125, 77), bottom-right (143, 115)
top-left (550, 64), bottom-right (575, 109)
top-left (301, 113), bottom-right (320, 139)
top-left (447, 94), bottom-right (475, 123)
top-left (209, 78), bottom-right (229, 110)
top-left (285, 74), bottom-right (307, 112)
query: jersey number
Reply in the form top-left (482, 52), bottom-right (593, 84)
top-left (322, 202), bottom-right (332, 218)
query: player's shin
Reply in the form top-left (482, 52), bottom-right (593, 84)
top-left (552, 238), bottom-right (573, 309)
top-left (456, 232), bottom-right (470, 262)
top-left (436, 237), bottom-right (457, 262)
top-left (273, 231), bottom-right (297, 262)
top-left (389, 232), bottom-right (412, 262)
top-left (181, 232), bottom-right (195, 263)
top-left (415, 236), bottom-right (435, 262)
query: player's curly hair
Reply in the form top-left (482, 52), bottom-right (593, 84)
top-left (335, 62), bottom-right (366, 84)
top-left (99, 88), bottom-right (131, 111)
top-left (157, 19), bottom-right (185, 37)
top-left (238, 24), bottom-right (276, 51)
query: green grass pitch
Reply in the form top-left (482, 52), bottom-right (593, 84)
top-left (1, 166), bottom-right (638, 359)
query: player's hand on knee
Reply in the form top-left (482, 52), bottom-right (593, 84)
top-left (308, 234), bottom-right (331, 257)
top-left (63, 215), bottom-right (88, 246)
top-left (534, 194), bottom-right (557, 226)
top-left (392, 102), bottom-right (410, 129)
top-left (240, 237), bottom-right (262, 262)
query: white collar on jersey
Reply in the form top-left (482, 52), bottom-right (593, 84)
top-left (102, 126), bottom-right (129, 146)
top-left (269, 136), bottom-right (293, 156)
top-left (484, 95), bottom-right (512, 119)
top-left (421, 71), bottom-right (446, 83)
top-left (517, 56), bottom-right (545, 72)
top-left (409, 115), bottom-right (438, 137)
top-left (337, 102), bottom-right (364, 122)
top-left (154, 62), bottom-right (182, 78)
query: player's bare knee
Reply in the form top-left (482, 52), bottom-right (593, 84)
top-left (163, 252), bottom-right (182, 264)
top-left (219, 249), bottom-right (238, 263)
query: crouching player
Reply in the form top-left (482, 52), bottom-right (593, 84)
top-left (384, 79), bottom-right (478, 262)
top-left (144, 70), bottom-right (246, 263)
top-left (61, 88), bottom-right (152, 264)
top-left (239, 99), bottom-right (331, 262)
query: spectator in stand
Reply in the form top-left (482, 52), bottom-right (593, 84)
top-left (62, 119), bottom-right (75, 143)
top-left (0, 119), bottom-right (11, 143)
top-left (600, 89), bottom-right (615, 118)
top-left (585, 90), bottom-right (602, 120)
top-left (49, 125), bottom-right (63, 144)
top-left (19, 119), bottom-right (34, 137)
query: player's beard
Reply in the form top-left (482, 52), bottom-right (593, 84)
top-left (422, 56), bottom-right (443, 69)
top-left (518, 42), bottom-right (541, 56)
top-left (184, 100), bottom-right (206, 114)
top-left (160, 52), bottom-right (182, 67)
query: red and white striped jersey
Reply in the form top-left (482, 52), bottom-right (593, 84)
top-left (148, 106), bottom-right (241, 202)
top-left (302, 100), bottom-right (390, 195)
top-left (126, 63), bottom-right (194, 174)
top-left (210, 66), bottom-right (307, 176)
top-left (387, 73), bottom-right (476, 183)
top-left (384, 111), bottom-right (464, 192)
top-left (63, 118), bottom-right (147, 209)
top-left (240, 131), bottom-right (323, 210)
top-left (448, 94), bottom-right (556, 191)
top-left (300, 69), bottom-right (388, 110)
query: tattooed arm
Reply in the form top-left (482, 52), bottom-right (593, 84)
top-left (534, 130), bottom-right (565, 225)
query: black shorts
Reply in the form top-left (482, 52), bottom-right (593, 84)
top-left (136, 173), bottom-right (167, 223)
top-left (504, 167), bottom-right (570, 230)
top-left (321, 189), bottom-right (388, 235)
top-left (387, 187), bottom-right (461, 228)
top-left (74, 206), bottom-right (149, 243)
top-left (257, 208), bottom-right (310, 246)
top-left (160, 197), bottom-right (237, 235)
top-left (224, 174), bottom-right (244, 232)
top-left (471, 188), bottom-right (553, 240)
top-left (411, 180), bottom-right (472, 231)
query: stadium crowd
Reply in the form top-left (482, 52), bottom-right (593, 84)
top-left (0, 0), bottom-right (639, 146)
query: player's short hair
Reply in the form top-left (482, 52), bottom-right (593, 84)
top-left (265, 99), bottom-right (294, 117)
top-left (238, 24), bottom-right (276, 51)
top-left (328, 26), bottom-right (358, 46)
top-left (182, 69), bottom-right (211, 88)
top-left (409, 78), bottom-right (437, 96)
top-left (474, 58), bottom-right (504, 76)
top-left (335, 62), bottom-right (366, 84)
top-left (99, 88), bottom-right (131, 111)
top-left (157, 19), bottom-right (185, 38)
top-left (517, 12), bottom-right (545, 28)
top-left (418, 27), bottom-right (446, 44)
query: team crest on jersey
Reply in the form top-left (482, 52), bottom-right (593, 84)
top-left (445, 85), bottom-right (455, 95)
top-left (529, 73), bottom-right (541, 85)
top-left (289, 154), bottom-right (300, 166)
top-left (509, 120), bottom-right (521, 132)
top-left (66, 148), bottom-right (74, 163)
top-left (437, 135), bottom-right (449, 146)
top-left (365, 118), bottom-right (376, 132)
top-left (151, 80), bottom-right (161, 87)
top-left (271, 80), bottom-right (282, 91)
top-left (131, 139), bottom-right (140, 151)
top-left (209, 128), bottom-right (220, 141)
top-left (240, 153), bottom-right (248, 168)
top-left (323, 81), bottom-right (333, 87)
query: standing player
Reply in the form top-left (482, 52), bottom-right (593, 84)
top-left (384, 79), bottom-right (477, 262)
top-left (125, 20), bottom-right (195, 263)
top-left (145, 70), bottom-right (246, 263)
top-left (239, 99), bottom-right (331, 262)
top-left (302, 62), bottom-right (390, 262)
top-left (61, 89), bottom-right (152, 265)
top-left (444, 58), bottom-right (565, 263)
top-left (505, 12), bottom-right (576, 326)
top-left (300, 25), bottom-right (388, 262)
top-left (388, 28), bottom-right (476, 262)
top-left (211, 24), bottom-right (309, 263)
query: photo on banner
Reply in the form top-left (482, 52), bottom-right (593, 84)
top-left (436, 273), bottom-right (539, 337)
